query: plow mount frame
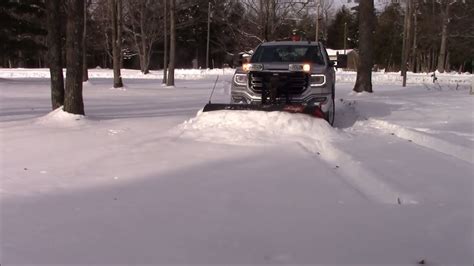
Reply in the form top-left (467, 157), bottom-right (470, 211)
top-left (202, 103), bottom-right (325, 119)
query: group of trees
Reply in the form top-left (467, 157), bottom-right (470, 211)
top-left (328, 0), bottom-right (472, 73)
top-left (2, 0), bottom-right (472, 72)
top-left (1, 0), bottom-right (472, 111)
top-left (38, 0), bottom-right (178, 114)
top-left (0, 0), bottom-right (46, 68)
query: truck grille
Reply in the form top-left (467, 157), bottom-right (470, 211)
top-left (249, 72), bottom-right (309, 95)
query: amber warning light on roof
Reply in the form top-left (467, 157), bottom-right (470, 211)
top-left (291, 33), bottom-right (301, 42)
top-left (291, 29), bottom-right (303, 41)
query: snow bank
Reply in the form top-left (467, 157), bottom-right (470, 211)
top-left (35, 107), bottom-right (90, 128)
top-left (175, 110), bottom-right (337, 146)
top-left (336, 71), bottom-right (472, 85)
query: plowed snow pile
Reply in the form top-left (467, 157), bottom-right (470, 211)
top-left (175, 110), bottom-right (340, 145)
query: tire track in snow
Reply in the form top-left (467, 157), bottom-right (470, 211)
top-left (356, 118), bottom-right (473, 164)
top-left (295, 137), bottom-right (419, 205)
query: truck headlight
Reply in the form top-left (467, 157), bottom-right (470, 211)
top-left (234, 73), bottom-right (248, 86)
top-left (289, 64), bottom-right (311, 72)
top-left (310, 74), bottom-right (326, 87)
top-left (243, 63), bottom-right (263, 72)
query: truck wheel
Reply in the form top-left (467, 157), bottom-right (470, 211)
top-left (326, 98), bottom-right (335, 126)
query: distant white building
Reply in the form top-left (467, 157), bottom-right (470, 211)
top-left (338, 0), bottom-right (407, 10)
top-left (326, 49), bottom-right (359, 70)
top-left (378, 0), bottom-right (407, 9)
top-left (342, 0), bottom-right (406, 3)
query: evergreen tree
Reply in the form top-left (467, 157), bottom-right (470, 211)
top-left (0, 0), bottom-right (46, 67)
top-left (447, 0), bottom-right (474, 72)
top-left (374, 3), bottom-right (403, 71)
top-left (326, 6), bottom-right (357, 49)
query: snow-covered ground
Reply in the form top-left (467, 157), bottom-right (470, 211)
top-left (0, 69), bottom-right (473, 265)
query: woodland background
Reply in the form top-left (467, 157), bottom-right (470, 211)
top-left (1, 0), bottom-right (473, 73)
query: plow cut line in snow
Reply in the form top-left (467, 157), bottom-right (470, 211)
top-left (175, 110), bottom-right (418, 205)
top-left (296, 138), bottom-right (418, 205)
top-left (361, 119), bottom-right (473, 164)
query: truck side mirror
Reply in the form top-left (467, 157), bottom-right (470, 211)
top-left (336, 54), bottom-right (348, 69)
top-left (235, 54), bottom-right (244, 67)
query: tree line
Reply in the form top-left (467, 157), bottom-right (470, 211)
top-left (1, 0), bottom-right (472, 73)
top-left (1, 0), bottom-right (472, 113)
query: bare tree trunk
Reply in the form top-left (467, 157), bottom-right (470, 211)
top-left (109, 0), bottom-right (123, 88)
top-left (437, 1), bottom-right (450, 73)
top-left (167, 0), bottom-right (175, 86)
top-left (433, 50), bottom-right (438, 72)
top-left (470, 77), bottom-right (474, 95)
top-left (323, 9), bottom-right (329, 40)
top-left (140, 2), bottom-right (150, 74)
top-left (401, 0), bottom-right (412, 86)
top-left (316, 3), bottom-right (320, 41)
top-left (445, 52), bottom-right (450, 71)
top-left (206, 1), bottom-right (211, 69)
top-left (18, 51), bottom-right (25, 68)
top-left (429, 48), bottom-right (436, 71)
top-left (353, 0), bottom-right (375, 93)
top-left (427, 50), bottom-right (431, 71)
top-left (270, 0), bottom-right (276, 40)
top-left (162, 0), bottom-right (168, 84)
top-left (46, 0), bottom-right (65, 110)
top-left (64, 0), bottom-right (85, 115)
top-left (117, 0), bottom-right (124, 80)
top-left (82, 0), bottom-right (89, 82)
top-left (259, 0), bottom-right (266, 40)
top-left (411, 0), bottom-right (417, 73)
top-left (458, 61), bottom-right (463, 73)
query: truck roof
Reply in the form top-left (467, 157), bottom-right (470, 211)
top-left (260, 41), bottom-right (320, 46)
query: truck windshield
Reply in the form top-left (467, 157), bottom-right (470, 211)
top-left (251, 45), bottom-right (325, 65)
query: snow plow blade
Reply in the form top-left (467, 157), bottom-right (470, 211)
top-left (202, 103), bottom-right (325, 118)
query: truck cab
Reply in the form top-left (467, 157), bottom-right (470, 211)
top-left (230, 41), bottom-right (346, 125)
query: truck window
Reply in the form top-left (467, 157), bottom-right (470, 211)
top-left (251, 45), bottom-right (325, 65)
